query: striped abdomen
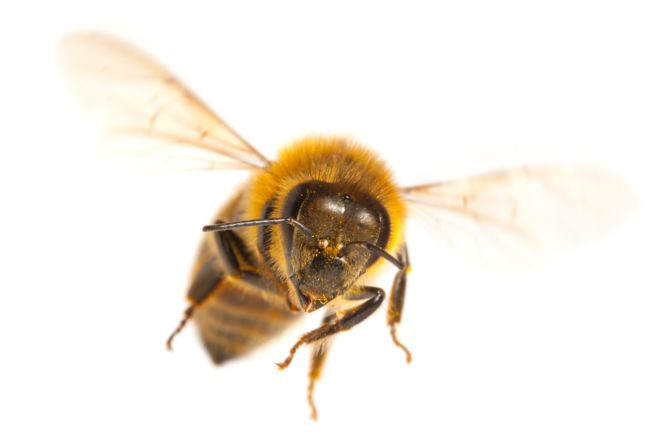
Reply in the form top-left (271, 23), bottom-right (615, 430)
top-left (188, 194), bottom-right (299, 364)
top-left (193, 270), bottom-right (298, 363)
top-left (194, 280), bottom-right (295, 363)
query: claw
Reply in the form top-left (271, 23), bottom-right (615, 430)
top-left (276, 340), bottom-right (303, 370)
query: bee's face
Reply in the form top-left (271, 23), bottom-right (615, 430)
top-left (283, 182), bottom-right (390, 311)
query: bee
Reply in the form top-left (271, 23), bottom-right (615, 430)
top-left (60, 32), bottom-right (633, 420)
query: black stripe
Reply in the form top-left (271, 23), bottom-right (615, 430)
top-left (199, 337), bottom-right (238, 364)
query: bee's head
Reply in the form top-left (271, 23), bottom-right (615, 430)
top-left (281, 182), bottom-right (391, 312)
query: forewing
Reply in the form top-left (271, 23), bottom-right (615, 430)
top-left (402, 166), bottom-right (635, 267)
top-left (60, 32), bottom-right (270, 172)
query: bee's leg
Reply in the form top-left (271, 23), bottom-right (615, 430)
top-left (166, 258), bottom-right (222, 350)
top-left (306, 314), bottom-right (334, 421)
top-left (388, 244), bottom-right (412, 363)
top-left (277, 286), bottom-right (385, 370)
top-left (167, 227), bottom-right (264, 350)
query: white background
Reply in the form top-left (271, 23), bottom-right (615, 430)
top-left (1, 1), bottom-right (659, 442)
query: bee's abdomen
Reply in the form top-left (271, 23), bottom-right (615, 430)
top-left (193, 277), bottom-right (297, 364)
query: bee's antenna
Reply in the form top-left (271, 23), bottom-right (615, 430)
top-left (346, 241), bottom-right (405, 270)
top-left (202, 217), bottom-right (316, 240)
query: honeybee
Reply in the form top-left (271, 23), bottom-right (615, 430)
top-left (60, 32), bottom-right (633, 420)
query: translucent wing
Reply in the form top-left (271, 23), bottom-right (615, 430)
top-left (402, 166), bottom-right (635, 267)
top-left (60, 32), bottom-right (270, 172)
